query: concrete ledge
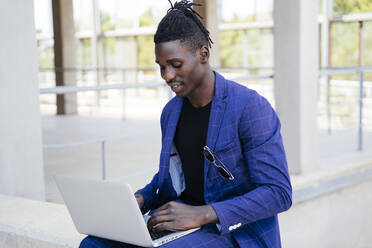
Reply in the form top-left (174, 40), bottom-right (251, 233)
top-left (1, 163), bottom-right (372, 248)
top-left (280, 178), bottom-right (372, 248)
top-left (0, 194), bottom-right (85, 248)
top-left (280, 163), bottom-right (372, 248)
top-left (292, 162), bottom-right (372, 204)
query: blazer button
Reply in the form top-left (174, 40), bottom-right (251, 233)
top-left (229, 226), bottom-right (234, 231)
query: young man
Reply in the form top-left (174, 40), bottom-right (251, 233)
top-left (80, 1), bottom-right (292, 247)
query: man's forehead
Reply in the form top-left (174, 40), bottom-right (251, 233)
top-left (155, 40), bottom-right (195, 60)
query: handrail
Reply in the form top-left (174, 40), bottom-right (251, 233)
top-left (320, 66), bottom-right (372, 75)
top-left (40, 67), bottom-right (370, 155)
top-left (44, 135), bottom-right (130, 181)
top-left (39, 74), bottom-right (274, 95)
top-left (41, 66), bottom-right (371, 187)
top-left (38, 66), bottom-right (372, 75)
top-left (38, 66), bottom-right (274, 72)
top-left (39, 66), bottom-right (157, 72)
top-left (319, 67), bottom-right (369, 151)
top-left (40, 82), bottom-right (165, 94)
top-left (43, 135), bottom-right (129, 149)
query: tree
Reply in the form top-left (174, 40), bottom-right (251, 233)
top-left (138, 8), bottom-right (155, 69)
top-left (334, 0), bottom-right (372, 15)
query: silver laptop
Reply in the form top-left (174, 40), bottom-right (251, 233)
top-left (54, 175), bottom-right (199, 247)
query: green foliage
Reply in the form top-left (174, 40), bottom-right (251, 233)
top-left (363, 22), bottom-right (372, 67)
top-left (330, 21), bottom-right (372, 81)
top-left (220, 29), bottom-right (244, 67)
top-left (334, 0), bottom-right (372, 15)
top-left (137, 8), bottom-right (155, 69)
top-left (331, 22), bottom-right (359, 80)
top-left (331, 22), bottom-right (359, 67)
top-left (37, 41), bottom-right (54, 68)
top-left (139, 8), bottom-right (153, 27)
top-left (219, 14), bottom-right (273, 68)
top-left (77, 39), bottom-right (92, 66)
top-left (219, 15), bottom-right (246, 67)
top-left (137, 35), bottom-right (155, 69)
top-left (103, 37), bottom-right (116, 54)
top-left (245, 29), bottom-right (273, 68)
top-left (38, 52), bottom-right (54, 68)
top-left (100, 12), bottom-right (115, 32)
top-left (330, 0), bottom-right (372, 81)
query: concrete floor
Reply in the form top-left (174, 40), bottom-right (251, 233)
top-left (42, 115), bottom-right (372, 204)
top-left (42, 116), bottom-right (161, 203)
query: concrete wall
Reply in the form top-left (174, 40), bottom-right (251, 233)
top-left (274, 0), bottom-right (319, 175)
top-left (0, 0), bottom-right (45, 200)
top-left (280, 178), bottom-right (372, 248)
top-left (0, 195), bottom-right (84, 248)
top-left (1, 166), bottom-right (371, 248)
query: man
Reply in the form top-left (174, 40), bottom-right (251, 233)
top-left (80, 1), bottom-right (292, 247)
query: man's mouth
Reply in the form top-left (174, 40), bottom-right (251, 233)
top-left (169, 81), bottom-right (184, 93)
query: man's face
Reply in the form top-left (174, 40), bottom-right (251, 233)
top-left (155, 40), bottom-right (205, 98)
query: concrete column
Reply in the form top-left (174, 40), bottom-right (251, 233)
top-left (274, 0), bottom-right (319, 174)
top-left (194, 0), bottom-right (220, 68)
top-left (52, 0), bottom-right (77, 115)
top-left (321, 0), bottom-right (333, 68)
top-left (0, 0), bottom-right (45, 200)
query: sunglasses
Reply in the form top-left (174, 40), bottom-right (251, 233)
top-left (203, 146), bottom-right (234, 180)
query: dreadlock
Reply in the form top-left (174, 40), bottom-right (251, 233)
top-left (154, 0), bottom-right (213, 51)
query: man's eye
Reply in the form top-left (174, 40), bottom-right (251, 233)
top-left (173, 63), bottom-right (182, 68)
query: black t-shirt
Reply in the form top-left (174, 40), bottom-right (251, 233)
top-left (174, 98), bottom-right (212, 206)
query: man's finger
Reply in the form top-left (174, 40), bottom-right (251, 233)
top-left (152, 221), bottom-right (175, 232)
top-left (147, 214), bottom-right (173, 230)
top-left (150, 209), bottom-right (171, 218)
top-left (155, 201), bottom-right (177, 212)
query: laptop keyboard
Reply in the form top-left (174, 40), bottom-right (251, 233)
top-left (150, 230), bottom-right (175, 240)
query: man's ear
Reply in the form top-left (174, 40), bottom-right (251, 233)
top-left (199, 45), bottom-right (210, 64)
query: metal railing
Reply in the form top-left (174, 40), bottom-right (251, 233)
top-left (40, 65), bottom-right (372, 148)
top-left (44, 135), bottom-right (158, 196)
top-left (41, 71), bottom-right (273, 185)
top-left (41, 66), bottom-right (372, 197)
top-left (39, 72), bottom-right (273, 95)
top-left (44, 135), bottom-right (128, 181)
top-left (320, 66), bottom-right (372, 151)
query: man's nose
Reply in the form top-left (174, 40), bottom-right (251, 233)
top-left (162, 67), bottom-right (176, 83)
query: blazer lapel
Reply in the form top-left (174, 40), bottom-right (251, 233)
top-left (204, 72), bottom-right (228, 178)
top-left (159, 97), bottom-right (183, 186)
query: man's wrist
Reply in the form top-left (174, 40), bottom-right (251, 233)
top-left (199, 204), bottom-right (218, 225)
top-left (135, 193), bottom-right (145, 209)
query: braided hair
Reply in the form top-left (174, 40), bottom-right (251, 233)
top-left (154, 0), bottom-right (213, 51)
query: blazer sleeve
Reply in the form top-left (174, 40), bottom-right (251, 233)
top-left (135, 173), bottom-right (159, 214)
top-left (211, 92), bottom-right (292, 235)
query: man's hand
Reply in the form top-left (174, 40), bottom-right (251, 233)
top-left (147, 201), bottom-right (218, 232)
top-left (135, 193), bottom-right (145, 209)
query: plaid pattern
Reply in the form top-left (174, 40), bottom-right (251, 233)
top-left (80, 224), bottom-right (238, 248)
top-left (138, 72), bottom-right (291, 247)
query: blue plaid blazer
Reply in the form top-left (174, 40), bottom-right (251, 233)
top-left (137, 72), bottom-right (292, 247)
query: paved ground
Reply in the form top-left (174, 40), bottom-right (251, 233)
top-left (42, 115), bottom-right (372, 204)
